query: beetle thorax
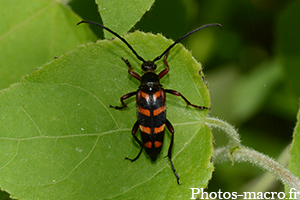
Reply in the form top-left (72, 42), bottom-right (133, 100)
top-left (140, 72), bottom-right (161, 91)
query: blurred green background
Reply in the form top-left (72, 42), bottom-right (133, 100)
top-left (1, 0), bottom-right (299, 198)
top-left (69, 0), bottom-right (300, 194)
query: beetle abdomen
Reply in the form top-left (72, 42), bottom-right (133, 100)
top-left (137, 89), bottom-right (166, 161)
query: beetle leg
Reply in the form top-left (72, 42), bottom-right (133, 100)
top-left (165, 89), bottom-right (210, 110)
top-left (158, 52), bottom-right (170, 79)
top-left (121, 57), bottom-right (141, 80)
top-left (110, 91), bottom-right (136, 109)
top-left (166, 119), bottom-right (180, 184)
top-left (125, 121), bottom-right (143, 162)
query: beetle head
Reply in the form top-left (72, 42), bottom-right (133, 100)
top-left (141, 61), bottom-right (157, 72)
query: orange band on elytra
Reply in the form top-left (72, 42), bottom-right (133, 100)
top-left (152, 90), bottom-right (162, 102)
top-left (140, 91), bottom-right (150, 102)
top-left (154, 124), bottom-right (165, 134)
top-left (154, 141), bottom-right (162, 148)
top-left (144, 141), bottom-right (152, 148)
top-left (138, 107), bottom-right (151, 117)
top-left (140, 125), bottom-right (151, 134)
top-left (153, 105), bottom-right (166, 116)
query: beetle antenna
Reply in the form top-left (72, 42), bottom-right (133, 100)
top-left (77, 20), bottom-right (146, 63)
top-left (152, 23), bottom-right (222, 62)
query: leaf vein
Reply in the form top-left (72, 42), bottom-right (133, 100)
top-left (21, 106), bottom-right (42, 136)
top-left (0, 140), bottom-right (20, 170)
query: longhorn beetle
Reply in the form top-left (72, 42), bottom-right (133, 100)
top-left (78, 21), bottom-right (222, 184)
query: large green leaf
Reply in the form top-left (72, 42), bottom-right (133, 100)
top-left (287, 107), bottom-right (300, 195)
top-left (0, 0), bottom-right (96, 90)
top-left (96, 0), bottom-right (155, 38)
top-left (0, 31), bottom-right (213, 199)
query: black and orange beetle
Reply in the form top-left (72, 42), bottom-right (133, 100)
top-left (78, 21), bottom-right (222, 184)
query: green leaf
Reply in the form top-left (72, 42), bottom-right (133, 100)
top-left (0, 0), bottom-right (96, 90)
top-left (0, 31), bottom-right (213, 199)
top-left (96, 0), bottom-right (155, 38)
top-left (287, 107), bottom-right (300, 191)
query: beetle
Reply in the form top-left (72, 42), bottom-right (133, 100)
top-left (78, 20), bottom-right (222, 184)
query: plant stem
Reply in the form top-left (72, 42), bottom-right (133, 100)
top-left (206, 117), bottom-right (300, 197)
top-left (232, 146), bottom-right (300, 193)
top-left (205, 117), bottom-right (241, 149)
